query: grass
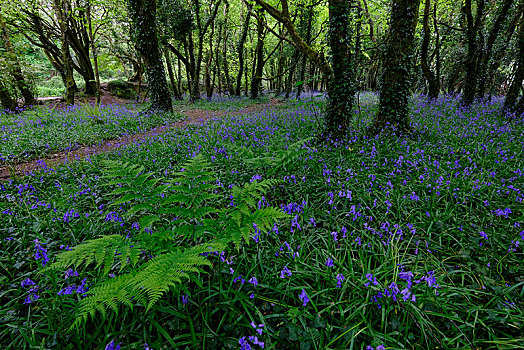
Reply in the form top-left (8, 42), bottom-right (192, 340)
top-left (0, 103), bottom-right (183, 163)
top-left (0, 94), bottom-right (522, 350)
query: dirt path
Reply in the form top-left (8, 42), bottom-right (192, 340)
top-left (0, 99), bottom-right (282, 180)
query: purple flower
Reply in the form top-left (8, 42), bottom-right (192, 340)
top-left (325, 258), bottom-right (334, 267)
top-left (248, 276), bottom-right (258, 287)
top-left (33, 239), bottom-right (49, 267)
top-left (299, 289), bottom-right (310, 306)
top-left (336, 274), bottom-right (345, 288)
top-left (21, 278), bottom-right (36, 288)
top-left (65, 268), bottom-right (79, 279)
top-left (105, 339), bottom-right (121, 350)
top-left (239, 336), bottom-right (252, 350)
top-left (364, 273), bottom-right (378, 287)
top-left (182, 293), bottom-right (189, 305)
top-left (280, 266), bottom-right (292, 278)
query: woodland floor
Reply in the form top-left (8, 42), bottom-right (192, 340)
top-left (0, 95), bottom-right (282, 180)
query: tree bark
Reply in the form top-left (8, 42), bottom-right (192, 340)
top-left (86, 0), bottom-right (101, 104)
top-left (504, 15), bottom-right (524, 114)
top-left (0, 81), bottom-right (16, 112)
top-left (0, 10), bottom-right (37, 106)
top-left (325, 0), bottom-right (355, 138)
top-left (373, 0), bottom-right (420, 133)
top-left (235, 4), bottom-right (251, 96)
top-left (53, 0), bottom-right (75, 105)
top-left (128, 0), bottom-right (173, 112)
top-left (421, 0), bottom-right (439, 99)
top-left (461, 0), bottom-right (485, 106)
top-left (251, 7), bottom-right (265, 99)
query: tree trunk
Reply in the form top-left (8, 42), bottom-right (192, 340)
top-left (235, 4), bottom-right (251, 96)
top-left (86, 0), bottom-right (101, 104)
top-left (0, 11), bottom-right (37, 106)
top-left (504, 16), bottom-right (524, 114)
top-left (0, 81), bottom-right (16, 112)
top-left (251, 8), bottom-right (265, 99)
top-left (296, 6), bottom-right (313, 99)
top-left (461, 0), bottom-right (485, 106)
top-left (476, 0), bottom-right (514, 99)
top-left (53, 0), bottom-right (75, 105)
top-left (325, 0), bottom-right (355, 138)
top-left (373, 0), bottom-right (420, 133)
top-left (164, 48), bottom-right (181, 99)
top-left (128, 0), bottom-right (173, 112)
top-left (421, 0), bottom-right (439, 99)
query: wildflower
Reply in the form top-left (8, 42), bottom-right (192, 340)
top-left (299, 289), bottom-right (310, 306)
top-left (336, 274), bottom-right (345, 288)
top-left (105, 339), bottom-right (121, 350)
top-left (280, 266), bottom-right (292, 278)
top-left (325, 258), bottom-right (334, 267)
top-left (65, 268), bottom-right (79, 279)
top-left (248, 276), bottom-right (258, 287)
top-left (21, 278), bottom-right (36, 288)
top-left (239, 337), bottom-right (252, 350)
top-left (33, 239), bottom-right (49, 267)
top-left (364, 273), bottom-right (378, 287)
top-left (182, 294), bottom-right (189, 305)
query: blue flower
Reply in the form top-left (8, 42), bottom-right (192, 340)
top-left (299, 289), bottom-right (310, 306)
top-left (105, 339), bottom-right (121, 350)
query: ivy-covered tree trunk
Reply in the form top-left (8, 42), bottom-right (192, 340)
top-left (421, 0), bottom-right (439, 99)
top-left (251, 7), bottom-right (265, 99)
top-left (0, 81), bottom-right (15, 112)
top-left (128, 0), bottom-right (173, 112)
top-left (0, 11), bottom-right (37, 106)
top-left (373, 0), bottom-right (420, 134)
top-left (325, 0), bottom-right (355, 138)
top-left (53, 0), bottom-right (75, 105)
top-left (461, 0), bottom-right (484, 106)
top-left (504, 15), bottom-right (524, 115)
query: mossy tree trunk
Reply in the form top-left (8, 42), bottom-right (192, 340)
top-left (53, 0), bottom-right (75, 105)
top-left (0, 11), bottom-right (37, 107)
top-left (128, 0), bottom-right (173, 112)
top-left (421, 0), bottom-right (439, 99)
top-left (504, 15), bottom-right (524, 115)
top-left (325, 0), bottom-right (355, 138)
top-left (373, 0), bottom-right (420, 134)
top-left (461, 0), bottom-right (484, 106)
top-left (0, 81), bottom-right (16, 112)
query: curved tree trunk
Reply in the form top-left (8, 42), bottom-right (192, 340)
top-left (53, 0), bottom-right (75, 105)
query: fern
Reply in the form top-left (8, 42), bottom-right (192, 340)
top-left (48, 154), bottom-right (287, 327)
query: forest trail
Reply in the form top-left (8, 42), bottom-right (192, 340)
top-left (0, 98), bottom-right (282, 180)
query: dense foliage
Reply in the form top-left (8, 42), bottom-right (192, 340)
top-left (1, 95), bottom-right (522, 349)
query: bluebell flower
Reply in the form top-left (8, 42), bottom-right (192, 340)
top-left (21, 278), bottom-right (36, 288)
top-left (248, 276), bottom-right (258, 287)
top-left (325, 258), bottom-right (334, 267)
top-left (299, 289), bottom-right (309, 306)
top-left (336, 274), bottom-right (345, 288)
top-left (280, 266), bottom-right (292, 278)
top-left (105, 339), bottom-right (121, 350)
